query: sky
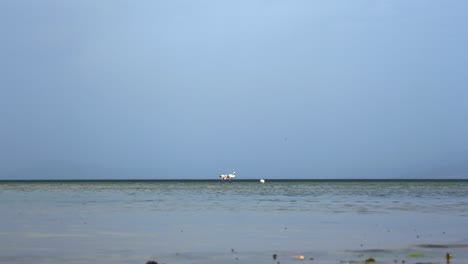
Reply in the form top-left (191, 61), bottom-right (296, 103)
top-left (1, 0), bottom-right (468, 179)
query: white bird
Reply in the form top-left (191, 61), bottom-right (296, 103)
top-left (260, 179), bottom-right (265, 183)
top-left (219, 172), bottom-right (236, 182)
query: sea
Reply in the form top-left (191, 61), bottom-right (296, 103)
top-left (1, 180), bottom-right (467, 264)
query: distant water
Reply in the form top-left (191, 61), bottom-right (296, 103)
top-left (1, 180), bottom-right (468, 264)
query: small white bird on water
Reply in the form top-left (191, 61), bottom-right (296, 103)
top-left (260, 179), bottom-right (265, 183)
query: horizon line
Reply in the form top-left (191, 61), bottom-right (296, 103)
top-left (0, 178), bottom-right (467, 182)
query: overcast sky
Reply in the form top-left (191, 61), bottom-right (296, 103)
top-left (1, 0), bottom-right (468, 179)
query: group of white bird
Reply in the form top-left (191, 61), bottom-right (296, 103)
top-left (219, 172), bottom-right (266, 183)
top-left (219, 172), bottom-right (236, 181)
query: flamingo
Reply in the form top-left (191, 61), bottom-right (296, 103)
top-left (219, 172), bottom-right (236, 182)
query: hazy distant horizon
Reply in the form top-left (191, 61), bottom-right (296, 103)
top-left (2, 159), bottom-right (468, 181)
top-left (2, 178), bottom-right (468, 181)
top-left (1, 1), bottom-right (468, 180)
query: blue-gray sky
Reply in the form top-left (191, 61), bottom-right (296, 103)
top-left (1, 0), bottom-right (468, 179)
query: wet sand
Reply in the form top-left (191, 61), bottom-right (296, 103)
top-left (1, 211), bottom-right (467, 264)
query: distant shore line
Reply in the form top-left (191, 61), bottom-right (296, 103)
top-left (0, 178), bottom-right (467, 182)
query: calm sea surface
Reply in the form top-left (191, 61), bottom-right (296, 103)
top-left (1, 180), bottom-right (467, 264)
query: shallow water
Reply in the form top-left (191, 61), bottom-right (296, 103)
top-left (1, 180), bottom-right (467, 263)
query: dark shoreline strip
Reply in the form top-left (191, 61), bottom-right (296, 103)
top-left (0, 179), bottom-right (467, 183)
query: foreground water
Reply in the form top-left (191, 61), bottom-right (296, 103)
top-left (1, 180), bottom-right (467, 264)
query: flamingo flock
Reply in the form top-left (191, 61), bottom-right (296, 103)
top-left (219, 172), bottom-right (236, 182)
